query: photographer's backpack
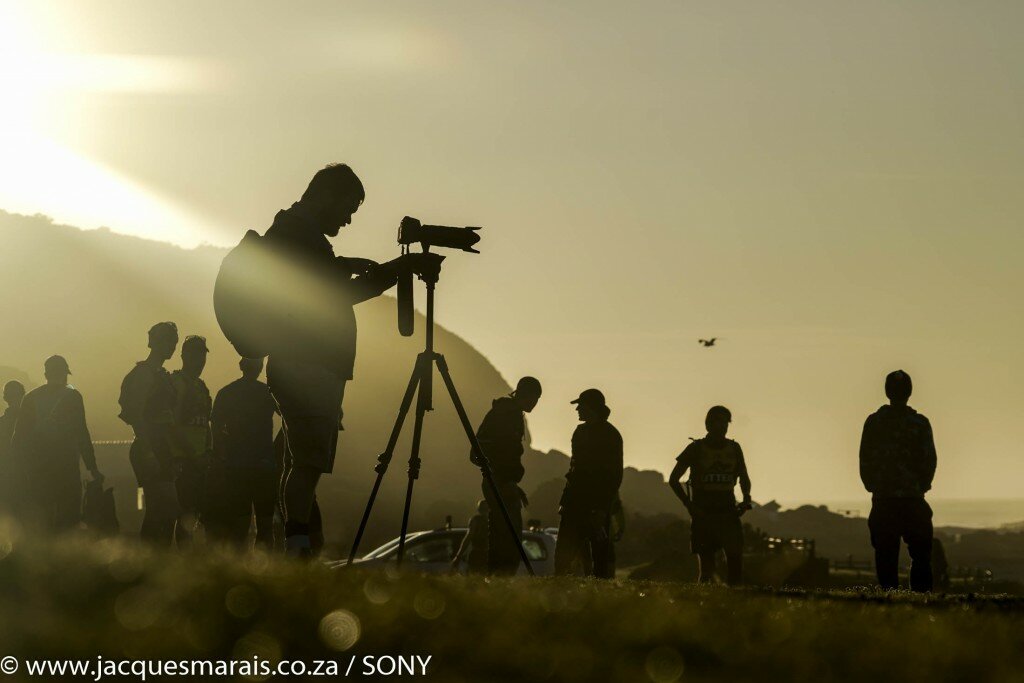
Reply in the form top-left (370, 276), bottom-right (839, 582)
top-left (214, 229), bottom-right (277, 359)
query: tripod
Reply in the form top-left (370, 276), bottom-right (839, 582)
top-left (347, 253), bottom-right (534, 574)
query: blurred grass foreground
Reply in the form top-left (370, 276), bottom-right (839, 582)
top-left (1, 522), bottom-right (1023, 682)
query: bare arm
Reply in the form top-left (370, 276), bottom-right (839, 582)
top-left (668, 458), bottom-right (692, 509)
top-left (342, 257), bottom-right (406, 305)
top-left (737, 445), bottom-right (752, 503)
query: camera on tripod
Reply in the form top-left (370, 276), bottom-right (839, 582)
top-left (349, 213), bottom-right (532, 573)
top-left (396, 216), bottom-right (481, 337)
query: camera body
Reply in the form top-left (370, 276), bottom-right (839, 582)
top-left (398, 216), bottom-right (481, 253)
top-left (396, 217), bottom-right (482, 337)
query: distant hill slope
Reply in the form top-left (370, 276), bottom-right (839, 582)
top-left (0, 211), bottom-right (515, 545)
top-left (0, 210), bottom-right (686, 548)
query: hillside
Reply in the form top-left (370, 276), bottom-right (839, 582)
top-left (0, 211), bottom-right (515, 548)
top-left (0, 211), bottom-right (682, 551)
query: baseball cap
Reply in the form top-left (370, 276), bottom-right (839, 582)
top-left (570, 388), bottom-right (606, 407)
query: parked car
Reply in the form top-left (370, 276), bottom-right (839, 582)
top-left (335, 528), bottom-right (557, 576)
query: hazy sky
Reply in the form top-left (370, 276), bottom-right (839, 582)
top-left (2, 0), bottom-right (1022, 503)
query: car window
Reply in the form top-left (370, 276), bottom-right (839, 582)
top-left (522, 536), bottom-right (548, 561)
top-left (405, 536), bottom-right (455, 563)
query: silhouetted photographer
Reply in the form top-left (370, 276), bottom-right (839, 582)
top-left (216, 164), bottom-right (426, 556)
top-left (860, 370), bottom-right (937, 592)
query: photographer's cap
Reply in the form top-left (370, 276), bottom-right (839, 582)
top-left (570, 388), bottom-right (605, 408)
top-left (45, 354), bottom-right (71, 375)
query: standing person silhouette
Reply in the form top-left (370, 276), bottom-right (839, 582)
top-left (170, 335), bottom-right (213, 548)
top-left (119, 322), bottom-right (180, 546)
top-left (450, 499), bottom-right (489, 574)
top-left (860, 370), bottom-right (937, 592)
top-left (473, 376), bottom-right (542, 575)
top-left (260, 164), bottom-right (422, 557)
top-left (554, 389), bottom-right (623, 578)
top-left (12, 356), bottom-right (102, 532)
top-left (0, 380), bottom-right (26, 515)
top-left (668, 406), bottom-right (752, 585)
top-left (209, 357), bottom-right (279, 549)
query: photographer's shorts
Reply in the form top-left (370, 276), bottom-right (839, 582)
top-left (267, 356), bottom-right (346, 475)
top-left (690, 511), bottom-right (743, 555)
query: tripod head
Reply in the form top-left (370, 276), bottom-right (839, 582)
top-left (396, 216), bottom-right (480, 337)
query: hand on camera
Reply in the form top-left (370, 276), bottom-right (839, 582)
top-left (337, 256), bottom-right (380, 276)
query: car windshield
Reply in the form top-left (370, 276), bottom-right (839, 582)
top-left (362, 533), bottom-right (427, 560)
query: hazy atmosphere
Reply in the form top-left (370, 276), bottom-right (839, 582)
top-left (2, 0), bottom-right (1022, 504)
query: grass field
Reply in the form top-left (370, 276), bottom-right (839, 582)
top-left (2, 529), bottom-right (1023, 682)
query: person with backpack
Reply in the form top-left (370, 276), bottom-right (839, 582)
top-left (860, 370), bottom-right (937, 592)
top-left (169, 335), bottom-right (213, 548)
top-left (11, 355), bottom-right (102, 532)
top-left (668, 405), bottom-right (752, 585)
top-left (554, 389), bottom-right (623, 578)
top-left (119, 322), bottom-right (180, 546)
top-left (216, 164), bottom-right (425, 557)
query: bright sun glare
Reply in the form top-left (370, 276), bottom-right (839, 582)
top-left (0, 2), bottom-right (217, 247)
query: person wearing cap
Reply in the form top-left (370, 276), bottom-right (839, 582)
top-left (554, 388), bottom-right (623, 578)
top-left (472, 376), bottom-right (542, 575)
top-left (11, 356), bottom-right (102, 531)
top-left (259, 164), bottom-right (426, 557)
top-left (669, 405), bottom-right (752, 585)
top-left (860, 370), bottom-right (937, 592)
top-left (208, 356), bottom-right (280, 549)
top-left (118, 322), bottom-right (180, 545)
top-left (0, 380), bottom-right (26, 514)
top-left (169, 335), bottom-right (213, 548)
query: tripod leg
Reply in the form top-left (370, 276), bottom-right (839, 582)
top-left (347, 355), bottom-right (423, 565)
top-left (396, 387), bottom-right (428, 567)
top-left (435, 354), bottom-right (535, 576)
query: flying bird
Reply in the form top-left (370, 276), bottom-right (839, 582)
top-left (698, 338), bottom-right (718, 347)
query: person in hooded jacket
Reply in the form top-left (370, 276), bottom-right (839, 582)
top-left (860, 369), bottom-right (937, 592)
top-left (555, 388), bottom-right (623, 578)
top-left (473, 376), bottom-right (542, 575)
